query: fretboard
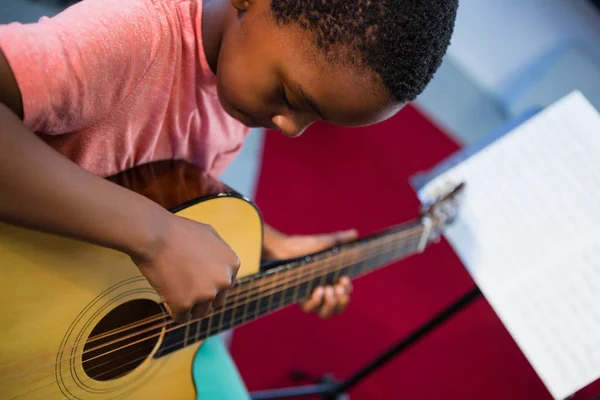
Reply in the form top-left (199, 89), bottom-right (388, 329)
top-left (154, 218), bottom-right (428, 358)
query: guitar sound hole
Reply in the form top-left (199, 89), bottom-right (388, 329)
top-left (82, 299), bottom-right (164, 381)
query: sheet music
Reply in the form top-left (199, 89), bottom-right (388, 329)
top-left (419, 91), bottom-right (600, 400)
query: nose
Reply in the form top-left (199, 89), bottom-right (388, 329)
top-left (272, 114), bottom-right (313, 138)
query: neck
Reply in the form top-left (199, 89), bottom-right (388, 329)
top-left (201, 0), bottom-right (230, 75)
top-left (153, 218), bottom-right (431, 359)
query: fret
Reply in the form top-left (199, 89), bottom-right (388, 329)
top-left (301, 257), bottom-right (322, 302)
top-left (231, 302), bottom-right (246, 329)
top-left (331, 250), bottom-right (345, 284)
top-left (219, 306), bottom-right (234, 333)
top-left (412, 227), bottom-right (426, 254)
top-left (183, 320), bottom-right (191, 347)
top-left (318, 259), bottom-right (330, 287)
top-left (153, 321), bottom-right (187, 358)
top-left (194, 319), bottom-right (202, 343)
top-left (253, 295), bottom-right (275, 321)
top-left (389, 232), bottom-right (403, 260)
top-left (344, 246), bottom-right (358, 279)
top-left (271, 288), bottom-right (283, 309)
top-left (256, 295), bottom-right (268, 319)
top-left (296, 280), bottom-right (310, 300)
top-left (265, 291), bottom-right (274, 315)
top-left (375, 240), bottom-right (395, 268)
top-left (240, 287), bottom-right (251, 325)
top-left (196, 316), bottom-right (210, 342)
top-left (222, 281), bottom-right (243, 334)
top-left (245, 297), bottom-right (259, 323)
top-left (280, 286), bottom-right (295, 308)
top-left (204, 311), bottom-right (215, 340)
top-left (263, 273), bottom-right (277, 314)
top-left (186, 319), bottom-right (198, 346)
top-left (291, 268), bottom-right (301, 303)
top-left (250, 277), bottom-right (264, 320)
top-left (351, 256), bottom-right (366, 276)
top-left (395, 231), bottom-right (418, 261)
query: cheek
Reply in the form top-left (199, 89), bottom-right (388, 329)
top-left (215, 45), bottom-right (249, 109)
top-left (216, 32), bottom-right (277, 114)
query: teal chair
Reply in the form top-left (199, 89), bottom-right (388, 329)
top-left (193, 336), bottom-right (251, 399)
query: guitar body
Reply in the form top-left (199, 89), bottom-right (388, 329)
top-left (0, 161), bottom-right (263, 399)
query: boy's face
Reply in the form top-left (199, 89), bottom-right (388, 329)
top-left (215, 0), bottom-right (404, 137)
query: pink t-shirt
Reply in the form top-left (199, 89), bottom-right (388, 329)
top-left (0, 0), bottom-right (249, 178)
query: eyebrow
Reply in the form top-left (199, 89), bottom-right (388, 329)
top-left (295, 82), bottom-right (328, 121)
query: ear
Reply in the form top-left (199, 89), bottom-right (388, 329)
top-left (230, 0), bottom-right (252, 13)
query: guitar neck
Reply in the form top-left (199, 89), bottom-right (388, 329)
top-left (153, 217), bottom-right (430, 358)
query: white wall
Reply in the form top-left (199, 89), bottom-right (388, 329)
top-left (447, 0), bottom-right (600, 92)
top-left (0, 0), bottom-right (60, 24)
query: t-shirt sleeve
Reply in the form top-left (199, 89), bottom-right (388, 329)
top-left (0, 0), bottom-right (164, 134)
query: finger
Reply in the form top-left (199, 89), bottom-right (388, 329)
top-left (191, 301), bottom-right (212, 319)
top-left (213, 290), bottom-right (228, 308)
top-left (336, 229), bottom-right (359, 244)
top-left (333, 285), bottom-right (349, 314)
top-left (169, 303), bottom-right (192, 323)
top-left (230, 255), bottom-right (241, 284)
top-left (318, 287), bottom-right (336, 319)
top-left (339, 276), bottom-right (353, 294)
top-left (301, 287), bottom-right (324, 313)
top-left (313, 230), bottom-right (358, 252)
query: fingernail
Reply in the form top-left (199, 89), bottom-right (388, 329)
top-left (336, 286), bottom-right (344, 295)
top-left (314, 287), bottom-right (324, 296)
top-left (326, 287), bottom-right (334, 297)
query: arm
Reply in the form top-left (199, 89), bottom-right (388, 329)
top-left (262, 223), bottom-right (288, 259)
top-left (0, 12), bottom-right (167, 261)
top-left (0, 98), bottom-right (168, 260)
top-left (0, 0), bottom-right (240, 321)
top-left (0, 73), bottom-right (238, 322)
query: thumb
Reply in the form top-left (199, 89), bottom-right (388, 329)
top-left (322, 229), bottom-right (358, 246)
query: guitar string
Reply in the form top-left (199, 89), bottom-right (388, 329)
top-left (15, 241), bottom-right (414, 400)
top-left (0, 227), bottom-right (415, 381)
top-left (7, 228), bottom-right (424, 395)
top-left (27, 239), bottom-right (415, 400)
top-left (10, 231), bottom-right (422, 395)
top-left (82, 225), bottom-right (419, 345)
top-left (12, 236), bottom-right (422, 400)
top-left (5, 228), bottom-right (423, 396)
top-left (6, 229), bottom-right (424, 393)
top-left (1, 226), bottom-right (422, 378)
top-left (7, 225), bottom-right (417, 372)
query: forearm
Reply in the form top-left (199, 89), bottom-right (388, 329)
top-left (262, 223), bottom-right (287, 259)
top-left (0, 103), bottom-right (169, 259)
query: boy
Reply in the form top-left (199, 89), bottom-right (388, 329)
top-left (0, 0), bottom-right (458, 396)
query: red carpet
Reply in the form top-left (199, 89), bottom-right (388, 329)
top-left (230, 106), bottom-right (599, 399)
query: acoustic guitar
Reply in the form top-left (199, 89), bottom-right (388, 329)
top-left (0, 160), bottom-right (463, 399)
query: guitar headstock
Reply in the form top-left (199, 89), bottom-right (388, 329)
top-left (420, 181), bottom-right (466, 243)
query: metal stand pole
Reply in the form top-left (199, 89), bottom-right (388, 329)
top-left (250, 286), bottom-right (482, 400)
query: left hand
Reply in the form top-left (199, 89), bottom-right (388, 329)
top-left (267, 229), bottom-right (358, 319)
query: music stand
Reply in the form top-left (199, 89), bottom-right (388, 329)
top-left (250, 286), bottom-right (482, 400)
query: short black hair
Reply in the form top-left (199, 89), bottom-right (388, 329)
top-left (270, 0), bottom-right (459, 103)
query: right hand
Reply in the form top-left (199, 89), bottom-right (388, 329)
top-left (131, 215), bottom-right (241, 322)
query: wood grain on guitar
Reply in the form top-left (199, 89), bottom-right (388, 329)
top-left (0, 160), bottom-right (463, 399)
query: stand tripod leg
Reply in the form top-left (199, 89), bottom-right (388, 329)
top-left (324, 286), bottom-right (482, 397)
top-left (249, 286), bottom-right (482, 400)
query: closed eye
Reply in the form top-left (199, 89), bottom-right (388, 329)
top-left (281, 86), bottom-right (295, 111)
